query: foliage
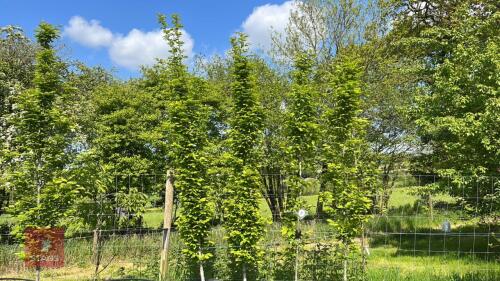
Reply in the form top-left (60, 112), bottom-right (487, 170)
top-left (157, 14), bottom-right (214, 276)
top-left (318, 54), bottom-right (376, 244)
top-left (252, 58), bottom-right (289, 222)
top-left (392, 1), bottom-right (499, 213)
top-left (3, 23), bottom-right (75, 234)
top-left (285, 52), bottom-right (319, 177)
top-left (271, 0), bottom-right (368, 66)
top-left (279, 52), bottom-right (319, 275)
top-left (0, 2), bottom-right (498, 278)
top-left (0, 26), bottom-right (36, 215)
top-left (223, 33), bottom-right (265, 273)
top-left (359, 35), bottom-right (420, 212)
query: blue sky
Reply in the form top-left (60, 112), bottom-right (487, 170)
top-left (0, 0), bottom-right (295, 78)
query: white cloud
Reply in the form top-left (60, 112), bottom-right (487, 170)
top-left (242, 1), bottom-right (297, 50)
top-left (109, 29), bottom-right (194, 70)
top-left (64, 16), bottom-right (194, 70)
top-left (64, 16), bottom-right (114, 48)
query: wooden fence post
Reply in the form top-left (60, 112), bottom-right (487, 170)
top-left (159, 170), bottom-right (174, 281)
top-left (92, 228), bottom-right (102, 280)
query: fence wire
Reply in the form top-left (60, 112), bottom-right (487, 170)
top-left (0, 174), bottom-right (498, 280)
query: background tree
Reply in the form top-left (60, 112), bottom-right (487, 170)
top-left (253, 58), bottom-right (289, 222)
top-left (0, 26), bottom-right (36, 215)
top-left (271, 0), bottom-right (370, 66)
top-left (5, 23), bottom-right (77, 234)
top-left (71, 82), bottom-right (160, 231)
top-left (359, 37), bottom-right (419, 212)
top-left (391, 0), bottom-right (499, 214)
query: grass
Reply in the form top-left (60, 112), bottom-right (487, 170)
top-left (0, 214), bottom-right (15, 225)
top-left (140, 195), bottom-right (320, 228)
top-left (1, 187), bottom-right (498, 280)
top-left (2, 226), bottom-right (498, 280)
top-left (142, 207), bottom-right (163, 228)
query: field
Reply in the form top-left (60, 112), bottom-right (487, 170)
top-left (1, 185), bottom-right (498, 281)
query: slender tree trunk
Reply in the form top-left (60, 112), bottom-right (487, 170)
top-left (35, 265), bottom-right (41, 281)
top-left (343, 259), bottom-right (348, 281)
top-left (361, 226), bottom-right (369, 273)
top-left (199, 250), bottom-right (206, 281)
top-left (429, 194), bottom-right (433, 221)
top-left (315, 163), bottom-right (327, 218)
top-left (343, 244), bottom-right (349, 281)
top-left (294, 243), bottom-right (300, 281)
top-left (261, 170), bottom-right (285, 222)
top-left (242, 264), bottom-right (247, 281)
top-left (277, 173), bottom-right (284, 219)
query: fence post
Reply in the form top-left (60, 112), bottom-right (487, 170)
top-left (159, 170), bottom-right (174, 281)
top-left (92, 228), bottom-right (102, 280)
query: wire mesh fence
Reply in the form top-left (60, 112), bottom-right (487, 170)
top-left (0, 174), bottom-right (498, 280)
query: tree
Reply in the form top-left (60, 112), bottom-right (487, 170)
top-left (283, 52), bottom-right (318, 233)
top-left (281, 51), bottom-right (320, 280)
top-left (271, 0), bottom-right (369, 66)
top-left (224, 33), bottom-right (264, 281)
top-left (71, 82), bottom-right (160, 231)
top-left (196, 54), bottom-right (291, 223)
top-left (252, 58), bottom-right (288, 222)
top-left (157, 14), bottom-right (213, 280)
top-left (392, 0), bottom-right (499, 214)
top-left (359, 37), bottom-right (419, 212)
top-left (318, 53), bottom-right (376, 278)
top-left (5, 23), bottom-right (77, 234)
top-left (0, 26), bottom-right (36, 215)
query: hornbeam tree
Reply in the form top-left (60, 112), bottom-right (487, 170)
top-left (319, 54), bottom-right (376, 277)
top-left (6, 23), bottom-right (77, 234)
top-left (158, 14), bottom-right (213, 281)
top-left (224, 33), bottom-right (264, 281)
top-left (285, 51), bottom-right (318, 212)
top-left (281, 52), bottom-right (319, 279)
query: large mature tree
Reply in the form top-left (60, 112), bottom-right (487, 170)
top-left (271, 0), bottom-right (370, 66)
top-left (224, 33), bottom-right (264, 281)
top-left (392, 0), bottom-right (499, 213)
top-left (5, 23), bottom-right (77, 233)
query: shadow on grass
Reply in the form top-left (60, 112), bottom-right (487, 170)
top-left (367, 204), bottom-right (500, 261)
